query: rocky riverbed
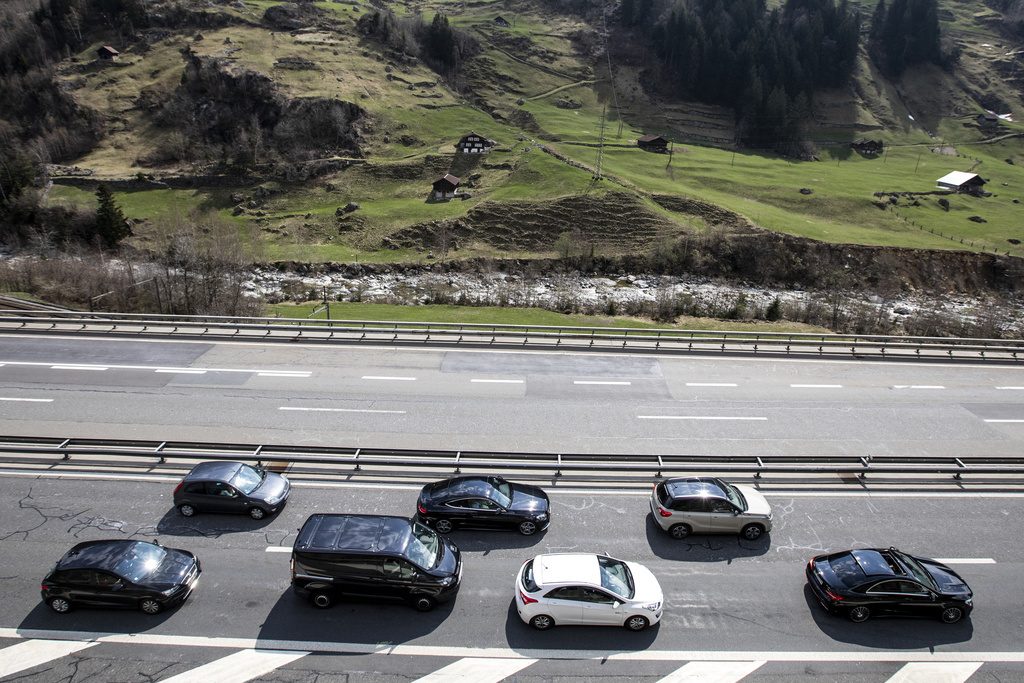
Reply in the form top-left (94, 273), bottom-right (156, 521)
top-left (245, 265), bottom-right (1024, 336)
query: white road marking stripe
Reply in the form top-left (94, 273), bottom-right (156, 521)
top-left (265, 547), bottom-right (291, 553)
top-left (893, 385), bottom-right (945, 389)
top-left (362, 375), bottom-right (417, 381)
top-left (575, 380), bottom-right (631, 385)
top-left (0, 360), bottom-right (310, 375)
top-left (996, 386), bottom-right (1024, 390)
top-left (686, 383), bottom-right (738, 387)
top-left (160, 649), bottom-right (309, 683)
top-left (638, 416), bottom-right (768, 421)
top-left (790, 384), bottom-right (842, 388)
top-left (0, 639), bottom-right (99, 678)
top-left (471, 379), bottom-right (524, 384)
top-left (984, 419), bottom-right (1024, 423)
top-left (657, 661), bottom-right (766, 683)
top-left (932, 558), bottom-right (996, 564)
top-left (412, 657), bottom-right (537, 683)
top-left (155, 369), bottom-right (207, 374)
top-left (0, 397), bottom-right (53, 402)
top-left (2, 629), bottom-right (1024, 662)
top-left (885, 662), bottom-right (983, 683)
top-left (279, 407), bottom-right (406, 414)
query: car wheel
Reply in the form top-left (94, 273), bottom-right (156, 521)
top-left (48, 597), bottom-right (71, 614)
top-left (434, 519), bottom-right (454, 534)
top-left (518, 520), bottom-right (538, 536)
top-left (669, 523), bottom-right (692, 540)
top-left (413, 596), bottom-right (436, 612)
top-left (625, 615), bottom-right (649, 632)
top-left (139, 598), bottom-right (162, 615)
top-left (248, 506), bottom-right (266, 520)
top-left (312, 592), bottom-right (333, 609)
top-left (530, 614), bottom-right (554, 630)
top-left (178, 504), bottom-right (195, 517)
top-left (941, 607), bottom-right (964, 624)
top-left (740, 524), bottom-right (764, 541)
top-left (848, 606), bottom-right (870, 623)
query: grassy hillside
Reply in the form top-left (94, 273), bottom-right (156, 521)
top-left (42, 0), bottom-right (1024, 265)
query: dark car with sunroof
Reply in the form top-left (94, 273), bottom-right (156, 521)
top-left (291, 514), bottom-right (462, 612)
top-left (806, 547), bottom-right (973, 624)
top-left (415, 475), bottom-right (550, 536)
top-left (173, 461), bottom-right (289, 520)
top-left (42, 539), bottom-right (200, 614)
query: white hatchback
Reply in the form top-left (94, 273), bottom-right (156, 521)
top-left (514, 553), bottom-right (664, 631)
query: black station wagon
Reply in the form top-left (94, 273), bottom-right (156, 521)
top-left (173, 461), bottom-right (290, 520)
top-left (42, 539), bottom-right (201, 614)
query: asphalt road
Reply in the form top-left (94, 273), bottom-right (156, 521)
top-left (0, 473), bottom-right (1022, 681)
top-left (0, 335), bottom-right (1023, 457)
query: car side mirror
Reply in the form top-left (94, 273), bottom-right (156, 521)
top-left (112, 581), bottom-right (123, 591)
top-left (613, 601), bottom-right (621, 609)
top-left (733, 510), bottom-right (741, 515)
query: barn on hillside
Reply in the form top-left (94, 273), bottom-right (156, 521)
top-left (936, 171), bottom-right (985, 192)
top-left (97, 46), bottom-right (119, 61)
top-left (456, 132), bottom-right (493, 154)
top-left (432, 174), bottom-right (460, 201)
top-left (637, 134), bottom-right (669, 153)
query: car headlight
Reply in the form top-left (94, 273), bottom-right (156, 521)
top-left (439, 576), bottom-right (455, 587)
top-left (160, 586), bottom-right (181, 596)
top-left (643, 602), bottom-right (661, 612)
top-left (966, 599), bottom-right (973, 606)
top-left (535, 513), bottom-right (548, 521)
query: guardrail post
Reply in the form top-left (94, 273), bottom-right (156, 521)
top-left (755, 456), bottom-right (763, 479)
top-left (954, 457), bottom-right (965, 479)
top-left (859, 455), bottom-right (870, 479)
top-left (59, 438), bottom-right (71, 460)
top-left (656, 455), bottom-right (663, 478)
top-left (556, 453), bottom-right (562, 477)
top-left (353, 448), bottom-right (361, 471)
top-left (155, 441), bottom-right (167, 464)
top-left (454, 451), bottom-right (461, 474)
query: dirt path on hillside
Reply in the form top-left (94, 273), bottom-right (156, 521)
top-left (527, 80), bottom-right (598, 100)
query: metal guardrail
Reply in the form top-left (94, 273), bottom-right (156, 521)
top-left (0, 310), bottom-right (1022, 361)
top-left (0, 436), bottom-right (1022, 483)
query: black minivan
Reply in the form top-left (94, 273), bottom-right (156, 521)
top-left (291, 514), bottom-right (462, 612)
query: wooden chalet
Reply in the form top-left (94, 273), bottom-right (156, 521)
top-left (977, 112), bottom-right (1000, 127)
top-left (936, 171), bottom-right (986, 192)
top-left (432, 174), bottom-right (460, 200)
top-left (456, 132), bottom-right (492, 154)
top-left (637, 134), bottom-right (669, 153)
top-left (493, 16), bottom-right (511, 27)
top-left (850, 138), bottom-right (883, 154)
top-left (97, 46), bottom-right (120, 61)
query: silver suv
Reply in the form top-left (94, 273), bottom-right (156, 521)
top-left (650, 477), bottom-right (773, 540)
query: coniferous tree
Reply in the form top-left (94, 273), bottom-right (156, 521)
top-left (95, 182), bottom-right (129, 247)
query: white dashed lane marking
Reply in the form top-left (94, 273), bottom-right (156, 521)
top-left (884, 662), bottom-right (983, 683)
top-left (638, 416), bottom-right (767, 421)
top-left (0, 397), bottom-right (53, 402)
top-left (0, 639), bottom-right (99, 678)
top-left (656, 661), bottom-right (765, 683)
top-left (411, 657), bottom-right (538, 683)
top-left (160, 649), bottom-right (310, 683)
top-left (279, 407), bottom-right (406, 414)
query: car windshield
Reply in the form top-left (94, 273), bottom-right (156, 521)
top-left (893, 550), bottom-right (938, 591)
top-left (488, 477), bottom-right (512, 507)
top-left (717, 480), bottom-right (746, 511)
top-left (231, 464), bottom-right (265, 495)
top-left (115, 542), bottom-right (168, 583)
top-left (407, 521), bottom-right (442, 570)
top-left (597, 555), bottom-right (635, 599)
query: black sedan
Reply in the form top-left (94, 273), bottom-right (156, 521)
top-left (416, 475), bottom-right (550, 535)
top-left (806, 546), bottom-right (973, 624)
top-left (173, 461), bottom-right (290, 520)
top-left (42, 539), bottom-right (201, 615)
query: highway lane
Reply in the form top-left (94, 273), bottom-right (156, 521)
top-left (0, 473), bottom-right (1021, 657)
top-left (1, 336), bottom-right (1024, 456)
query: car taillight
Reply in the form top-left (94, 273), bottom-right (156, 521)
top-left (173, 481), bottom-right (184, 496)
top-left (417, 502), bottom-right (427, 515)
top-left (41, 583), bottom-right (49, 591)
top-left (659, 508), bottom-right (672, 517)
top-left (519, 589), bottom-right (537, 605)
top-left (823, 587), bottom-right (844, 602)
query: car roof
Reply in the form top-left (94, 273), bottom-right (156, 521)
top-left (532, 553), bottom-right (601, 587)
top-left (57, 540), bottom-right (147, 571)
top-left (430, 476), bottom-right (501, 499)
top-left (663, 477), bottom-right (727, 499)
top-left (185, 461), bottom-right (245, 481)
top-left (294, 514), bottom-right (413, 555)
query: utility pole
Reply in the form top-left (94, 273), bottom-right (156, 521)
top-left (595, 104), bottom-right (607, 181)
